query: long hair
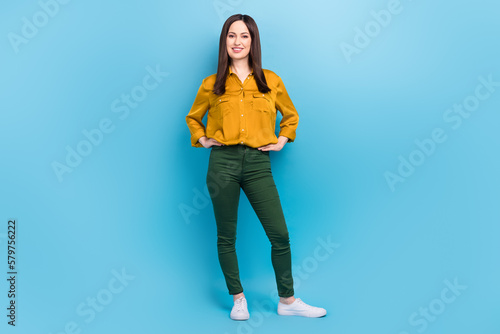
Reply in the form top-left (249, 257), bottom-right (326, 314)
top-left (213, 14), bottom-right (271, 95)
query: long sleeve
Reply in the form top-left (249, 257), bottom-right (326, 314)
top-left (275, 76), bottom-right (299, 142)
top-left (186, 78), bottom-right (210, 147)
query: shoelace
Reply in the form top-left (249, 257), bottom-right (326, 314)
top-left (295, 298), bottom-right (314, 309)
top-left (234, 298), bottom-right (246, 312)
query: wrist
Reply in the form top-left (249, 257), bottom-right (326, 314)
top-left (278, 136), bottom-right (289, 145)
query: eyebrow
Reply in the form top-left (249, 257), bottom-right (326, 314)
top-left (228, 31), bottom-right (249, 34)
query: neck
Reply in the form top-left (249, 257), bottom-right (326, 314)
top-left (230, 58), bottom-right (252, 73)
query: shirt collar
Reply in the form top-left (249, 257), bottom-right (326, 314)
top-left (229, 66), bottom-right (254, 76)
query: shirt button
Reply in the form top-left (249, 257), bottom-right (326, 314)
top-left (241, 114), bottom-right (244, 116)
top-left (241, 88), bottom-right (243, 90)
top-left (242, 129), bottom-right (244, 131)
top-left (240, 99), bottom-right (243, 102)
top-left (241, 141), bottom-right (244, 144)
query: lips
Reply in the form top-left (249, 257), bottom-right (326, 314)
top-left (232, 48), bottom-right (243, 52)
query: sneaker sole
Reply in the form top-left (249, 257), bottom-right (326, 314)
top-left (278, 309), bottom-right (327, 317)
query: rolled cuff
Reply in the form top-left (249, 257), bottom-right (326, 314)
top-left (191, 131), bottom-right (206, 148)
top-left (278, 128), bottom-right (296, 143)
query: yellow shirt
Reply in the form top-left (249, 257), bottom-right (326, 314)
top-left (185, 67), bottom-right (299, 148)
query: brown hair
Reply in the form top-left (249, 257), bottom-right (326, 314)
top-left (213, 14), bottom-right (271, 95)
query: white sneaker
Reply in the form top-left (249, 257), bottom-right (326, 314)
top-left (230, 296), bottom-right (249, 320)
top-left (277, 298), bottom-right (327, 317)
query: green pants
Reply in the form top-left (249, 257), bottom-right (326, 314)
top-left (206, 144), bottom-right (294, 298)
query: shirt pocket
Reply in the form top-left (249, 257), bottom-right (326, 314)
top-left (252, 93), bottom-right (272, 113)
top-left (210, 96), bottom-right (231, 120)
top-left (251, 93), bottom-right (276, 134)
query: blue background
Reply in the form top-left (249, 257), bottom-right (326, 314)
top-left (1, 0), bottom-right (499, 333)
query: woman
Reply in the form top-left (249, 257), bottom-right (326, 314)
top-left (185, 14), bottom-right (327, 320)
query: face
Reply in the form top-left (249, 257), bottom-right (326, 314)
top-left (226, 20), bottom-right (251, 62)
